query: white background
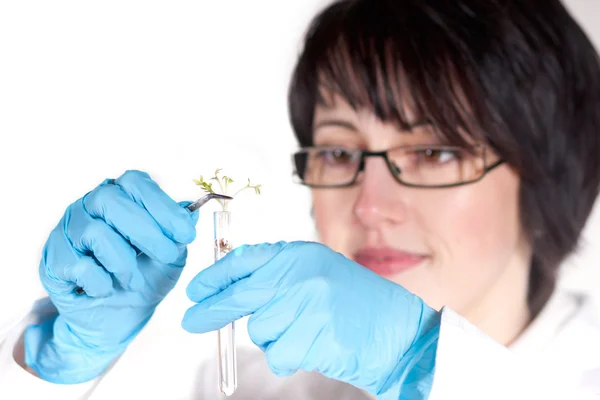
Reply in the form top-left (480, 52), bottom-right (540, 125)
top-left (0, 0), bottom-right (599, 361)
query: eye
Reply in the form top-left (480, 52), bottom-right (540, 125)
top-left (417, 148), bottom-right (458, 164)
top-left (317, 148), bottom-right (357, 165)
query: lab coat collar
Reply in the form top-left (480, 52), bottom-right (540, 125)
top-left (508, 286), bottom-right (598, 355)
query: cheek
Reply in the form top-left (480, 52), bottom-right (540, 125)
top-left (418, 168), bottom-right (522, 281)
top-left (397, 169), bottom-right (523, 312)
top-left (441, 192), bottom-right (515, 249)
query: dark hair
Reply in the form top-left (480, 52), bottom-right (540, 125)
top-left (288, 0), bottom-right (600, 317)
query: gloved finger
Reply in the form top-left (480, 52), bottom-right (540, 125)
top-left (42, 252), bottom-right (114, 298)
top-left (62, 255), bottom-right (115, 297)
top-left (246, 281), bottom-right (319, 351)
top-left (262, 309), bottom-right (327, 377)
top-left (181, 279), bottom-right (277, 334)
top-left (113, 170), bottom-right (197, 244)
top-left (67, 201), bottom-right (143, 291)
top-left (186, 241), bottom-right (286, 303)
top-left (82, 182), bottom-right (180, 264)
top-left (142, 245), bottom-right (187, 298)
top-left (247, 276), bottom-right (333, 350)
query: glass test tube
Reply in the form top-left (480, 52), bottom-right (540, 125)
top-left (214, 211), bottom-right (237, 396)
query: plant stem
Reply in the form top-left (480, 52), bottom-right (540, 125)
top-left (214, 177), bottom-right (226, 194)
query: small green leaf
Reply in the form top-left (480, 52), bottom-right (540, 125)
top-left (196, 179), bottom-right (215, 193)
top-left (196, 169), bottom-right (261, 204)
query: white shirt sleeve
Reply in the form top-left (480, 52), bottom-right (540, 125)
top-left (0, 297), bottom-right (101, 400)
top-left (428, 307), bottom-right (598, 400)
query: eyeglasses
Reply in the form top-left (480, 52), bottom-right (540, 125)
top-left (292, 144), bottom-right (504, 189)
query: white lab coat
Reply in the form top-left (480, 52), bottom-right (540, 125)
top-left (1, 286), bottom-right (599, 399)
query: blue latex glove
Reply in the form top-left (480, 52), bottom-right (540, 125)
top-left (182, 241), bottom-right (441, 400)
top-left (25, 170), bottom-right (199, 384)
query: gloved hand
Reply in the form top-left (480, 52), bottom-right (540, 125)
top-left (182, 241), bottom-right (441, 400)
top-left (25, 170), bottom-right (199, 384)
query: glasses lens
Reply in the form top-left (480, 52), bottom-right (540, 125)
top-left (293, 147), bottom-right (361, 186)
top-left (387, 146), bottom-right (485, 186)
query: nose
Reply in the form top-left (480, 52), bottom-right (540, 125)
top-left (353, 157), bottom-right (410, 228)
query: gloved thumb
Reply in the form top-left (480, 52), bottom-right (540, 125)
top-left (178, 200), bottom-right (200, 225)
top-left (185, 241), bottom-right (287, 303)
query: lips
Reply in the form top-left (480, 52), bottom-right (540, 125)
top-left (353, 247), bottom-right (427, 277)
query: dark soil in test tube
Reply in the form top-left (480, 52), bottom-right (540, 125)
top-left (216, 238), bottom-right (232, 255)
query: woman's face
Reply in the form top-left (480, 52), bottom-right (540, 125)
top-left (310, 93), bottom-right (532, 337)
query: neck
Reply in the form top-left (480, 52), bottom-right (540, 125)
top-left (466, 254), bottom-right (532, 347)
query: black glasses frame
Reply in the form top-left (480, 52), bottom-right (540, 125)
top-left (292, 144), bottom-right (505, 189)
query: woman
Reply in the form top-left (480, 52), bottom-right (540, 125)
top-left (1, 0), bottom-right (600, 399)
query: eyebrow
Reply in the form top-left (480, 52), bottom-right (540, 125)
top-left (313, 118), bottom-right (432, 132)
top-left (314, 119), bottom-right (358, 131)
